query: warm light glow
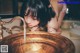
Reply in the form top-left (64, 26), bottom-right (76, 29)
top-left (31, 43), bottom-right (41, 51)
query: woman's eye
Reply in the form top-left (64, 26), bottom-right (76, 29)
top-left (33, 17), bottom-right (37, 20)
top-left (24, 13), bottom-right (28, 16)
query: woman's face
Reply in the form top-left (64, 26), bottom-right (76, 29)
top-left (24, 15), bottom-right (40, 27)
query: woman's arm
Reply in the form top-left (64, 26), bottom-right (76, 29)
top-left (47, 0), bottom-right (67, 34)
top-left (58, 4), bottom-right (67, 28)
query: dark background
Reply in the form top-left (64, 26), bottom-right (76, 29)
top-left (64, 0), bottom-right (80, 20)
top-left (0, 0), bottom-right (80, 20)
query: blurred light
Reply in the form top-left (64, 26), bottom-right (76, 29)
top-left (66, 8), bottom-right (69, 14)
top-left (31, 43), bottom-right (41, 51)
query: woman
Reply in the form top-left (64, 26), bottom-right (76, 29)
top-left (20, 0), bottom-right (55, 32)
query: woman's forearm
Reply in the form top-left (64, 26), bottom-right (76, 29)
top-left (58, 4), bottom-right (67, 27)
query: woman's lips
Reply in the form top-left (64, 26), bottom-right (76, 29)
top-left (28, 24), bottom-right (32, 27)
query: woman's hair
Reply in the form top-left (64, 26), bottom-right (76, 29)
top-left (20, 0), bottom-right (55, 27)
top-left (40, 0), bottom-right (55, 17)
